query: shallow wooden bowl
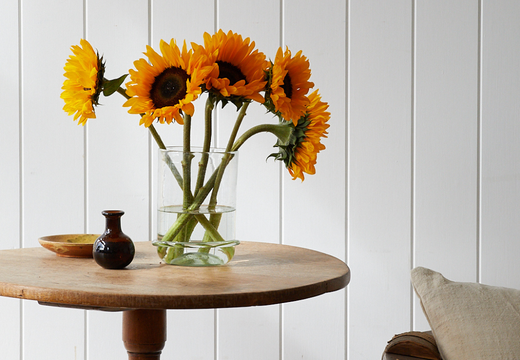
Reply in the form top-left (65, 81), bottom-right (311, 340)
top-left (38, 234), bottom-right (100, 258)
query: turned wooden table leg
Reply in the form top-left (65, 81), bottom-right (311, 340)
top-left (123, 309), bottom-right (167, 360)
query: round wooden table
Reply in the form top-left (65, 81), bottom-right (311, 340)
top-left (0, 241), bottom-right (350, 359)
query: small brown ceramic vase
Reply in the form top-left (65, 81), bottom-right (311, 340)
top-left (93, 210), bottom-right (135, 269)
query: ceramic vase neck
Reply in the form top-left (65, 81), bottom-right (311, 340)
top-left (102, 210), bottom-right (124, 234)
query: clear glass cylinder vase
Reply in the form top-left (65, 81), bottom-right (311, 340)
top-left (153, 146), bottom-right (239, 266)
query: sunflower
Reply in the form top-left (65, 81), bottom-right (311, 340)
top-left (61, 39), bottom-right (105, 126)
top-left (197, 30), bottom-right (268, 104)
top-left (123, 39), bottom-right (213, 127)
top-left (267, 47), bottom-right (314, 125)
top-left (270, 90), bottom-right (330, 181)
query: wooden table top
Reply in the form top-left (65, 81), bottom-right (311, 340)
top-left (0, 241), bottom-right (349, 310)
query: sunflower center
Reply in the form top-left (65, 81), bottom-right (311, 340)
top-left (150, 67), bottom-right (189, 108)
top-left (282, 75), bottom-right (293, 99)
top-left (217, 61), bottom-right (247, 85)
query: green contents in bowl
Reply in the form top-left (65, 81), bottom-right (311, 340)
top-left (66, 235), bottom-right (97, 244)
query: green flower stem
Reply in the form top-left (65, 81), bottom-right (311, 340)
top-left (164, 246), bottom-right (182, 263)
top-left (195, 94), bottom-right (216, 198)
top-left (225, 101), bottom-right (250, 152)
top-left (202, 214), bottom-right (222, 244)
top-left (113, 83), bottom-right (219, 251)
top-left (207, 122), bottom-right (291, 243)
top-left (192, 96), bottom-right (218, 248)
top-left (209, 101), bottom-right (250, 209)
top-left (177, 114), bottom-right (196, 248)
top-left (114, 85), bottom-right (184, 189)
top-left (161, 164), bottom-right (221, 242)
top-left (221, 246), bottom-right (236, 262)
top-left (202, 101), bottom-right (249, 243)
top-left (182, 113), bottom-right (194, 208)
top-left (150, 125), bottom-right (184, 189)
top-left (183, 215), bottom-right (199, 241)
top-left (148, 123), bottom-right (165, 149)
top-left (194, 214), bottom-right (225, 242)
top-left (161, 212), bottom-right (192, 244)
top-left (115, 84), bottom-right (291, 249)
top-left (115, 84), bottom-right (131, 100)
top-left (231, 122), bottom-right (293, 152)
top-left (162, 214), bottom-right (225, 261)
top-left (161, 122), bottom-right (294, 244)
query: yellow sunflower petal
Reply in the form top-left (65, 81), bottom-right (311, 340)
top-left (124, 38), bottom-right (207, 127)
top-left (61, 39), bottom-right (104, 125)
top-left (285, 89), bottom-right (330, 181)
top-left (269, 47), bottom-right (314, 125)
top-left (200, 30), bottom-right (268, 102)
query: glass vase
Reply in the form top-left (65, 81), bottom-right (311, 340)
top-left (153, 147), bottom-right (239, 266)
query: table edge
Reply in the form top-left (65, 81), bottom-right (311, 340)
top-left (0, 241), bottom-right (350, 310)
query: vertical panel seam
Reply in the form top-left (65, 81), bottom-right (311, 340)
top-left (18, 0), bottom-right (24, 250)
top-left (279, 0), bottom-right (285, 248)
top-left (279, 1), bottom-right (285, 360)
top-left (83, 0), bottom-right (88, 234)
top-left (477, 0), bottom-right (483, 284)
top-left (214, 309), bottom-right (219, 360)
top-left (213, 2), bottom-right (220, 360)
top-left (280, 0), bottom-right (285, 48)
top-left (214, 0), bottom-right (219, 32)
top-left (148, 0), bottom-right (153, 46)
top-left (83, 310), bottom-right (88, 360)
top-left (148, 0), bottom-right (153, 256)
top-left (83, 2), bottom-right (89, 360)
top-left (18, 0), bottom-right (24, 359)
top-left (214, 0), bottom-right (220, 148)
top-left (410, 0), bottom-right (417, 331)
top-left (345, 0), bottom-right (350, 358)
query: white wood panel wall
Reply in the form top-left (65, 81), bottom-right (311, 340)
top-left (349, 1), bottom-right (412, 357)
top-left (413, 0), bottom-right (480, 330)
top-left (1, 1), bottom-right (519, 359)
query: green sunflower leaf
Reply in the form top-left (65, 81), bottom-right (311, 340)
top-left (103, 74), bottom-right (128, 97)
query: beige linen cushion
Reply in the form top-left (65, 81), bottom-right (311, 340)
top-left (411, 267), bottom-right (520, 360)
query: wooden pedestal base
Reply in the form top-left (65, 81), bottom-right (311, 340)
top-left (123, 309), bottom-right (167, 360)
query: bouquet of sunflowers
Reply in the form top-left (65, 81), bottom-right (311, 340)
top-left (61, 30), bottom-right (330, 265)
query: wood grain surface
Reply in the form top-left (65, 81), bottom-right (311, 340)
top-left (0, 241), bottom-right (349, 310)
